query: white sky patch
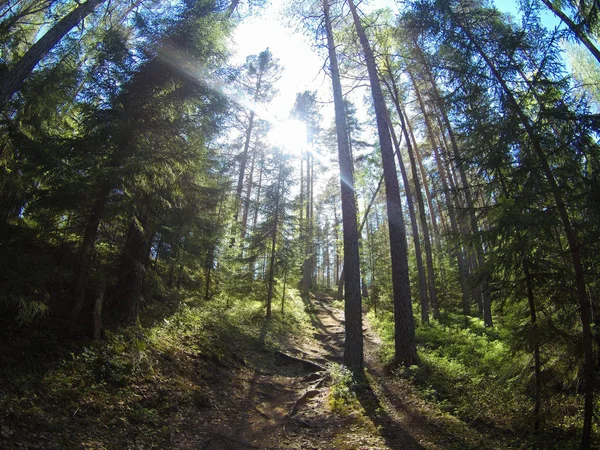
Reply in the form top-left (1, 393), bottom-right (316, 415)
top-left (228, 0), bottom-right (563, 126)
top-left (229, 2), bottom-right (327, 124)
top-left (266, 119), bottom-right (308, 155)
top-left (227, 0), bottom-right (567, 198)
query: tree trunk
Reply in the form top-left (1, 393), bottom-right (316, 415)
top-left (92, 289), bottom-right (104, 340)
top-left (409, 68), bottom-right (471, 318)
top-left (367, 215), bottom-right (376, 311)
top-left (411, 49), bottom-right (491, 323)
top-left (386, 110), bottom-right (429, 323)
top-left (241, 146), bottom-right (257, 242)
top-left (70, 183), bottom-right (109, 330)
top-left (0, 0), bottom-right (105, 111)
top-left (310, 155), bottom-right (315, 285)
top-left (540, 0), bottom-right (600, 64)
top-left (348, 0), bottom-right (417, 367)
top-left (234, 110), bottom-right (255, 226)
top-left (326, 227), bottom-right (331, 289)
top-left (383, 65), bottom-right (440, 320)
top-left (419, 54), bottom-right (492, 326)
top-left (336, 175), bottom-right (384, 304)
top-left (266, 159), bottom-right (284, 319)
top-left (523, 254), bottom-right (542, 430)
top-left (252, 151), bottom-right (264, 230)
top-left (281, 269), bottom-right (287, 315)
top-left (323, 0), bottom-right (363, 373)
top-left (303, 151), bottom-right (312, 296)
top-left (404, 103), bottom-right (441, 240)
top-left (116, 214), bottom-right (151, 324)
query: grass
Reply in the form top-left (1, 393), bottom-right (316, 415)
top-left (0, 285), bottom-right (312, 449)
top-left (367, 308), bottom-right (586, 449)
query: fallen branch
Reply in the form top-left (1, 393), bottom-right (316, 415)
top-left (275, 350), bottom-right (327, 372)
top-left (313, 375), bottom-right (329, 389)
top-left (288, 389), bottom-right (320, 417)
top-left (302, 371), bottom-right (325, 383)
top-left (282, 423), bottom-right (292, 440)
top-left (251, 401), bottom-right (273, 420)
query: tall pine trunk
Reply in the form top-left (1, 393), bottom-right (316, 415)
top-left (266, 156), bottom-right (284, 319)
top-left (241, 147), bottom-right (257, 242)
top-left (348, 0), bottom-right (417, 366)
top-left (323, 0), bottom-right (363, 373)
top-left (386, 110), bottom-right (430, 323)
top-left (0, 0), bottom-right (105, 111)
top-left (382, 65), bottom-right (439, 320)
top-left (409, 69), bottom-right (471, 318)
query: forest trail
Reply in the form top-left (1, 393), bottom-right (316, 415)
top-left (173, 293), bottom-right (474, 450)
top-left (0, 291), bottom-right (508, 450)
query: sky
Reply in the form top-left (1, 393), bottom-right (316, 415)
top-left (228, 2), bottom-right (326, 125)
top-left (228, 0), bottom-right (398, 106)
top-left (228, 0), bottom-right (564, 140)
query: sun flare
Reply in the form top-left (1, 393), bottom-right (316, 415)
top-left (267, 119), bottom-right (307, 155)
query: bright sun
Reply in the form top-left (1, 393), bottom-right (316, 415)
top-left (266, 119), bottom-right (307, 155)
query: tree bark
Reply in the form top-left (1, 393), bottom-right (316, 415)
top-left (241, 145), bottom-right (256, 242)
top-left (386, 111), bottom-right (430, 323)
top-left (266, 156), bottom-right (284, 319)
top-left (382, 64), bottom-right (440, 320)
top-left (235, 110), bottom-right (255, 225)
top-left (411, 43), bottom-right (492, 325)
top-left (70, 183), bottom-right (109, 330)
top-left (0, 0), bottom-right (105, 111)
top-left (323, 0), bottom-right (363, 373)
top-left (336, 175), bottom-right (384, 303)
top-left (281, 269), bottom-right (287, 315)
top-left (409, 68), bottom-right (471, 318)
top-left (116, 214), bottom-right (151, 324)
top-left (348, 0), bottom-right (417, 366)
top-left (92, 289), bottom-right (104, 340)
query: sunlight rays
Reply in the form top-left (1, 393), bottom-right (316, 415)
top-left (266, 119), bottom-right (306, 155)
top-left (158, 45), bottom-right (332, 168)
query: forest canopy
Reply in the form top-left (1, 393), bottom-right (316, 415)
top-left (0, 0), bottom-right (599, 448)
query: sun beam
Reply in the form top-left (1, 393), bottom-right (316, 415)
top-left (266, 119), bottom-right (307, 155)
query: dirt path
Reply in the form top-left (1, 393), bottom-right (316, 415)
top-left (170, 294), bottom-right (489, 450)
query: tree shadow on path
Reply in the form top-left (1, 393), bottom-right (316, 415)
top-left (358, 381), bottom-right (428, 450)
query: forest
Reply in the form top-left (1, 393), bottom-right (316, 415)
top-left (0, 0), bottom-right (599, 448)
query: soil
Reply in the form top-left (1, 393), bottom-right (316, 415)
top-left (0, 293), bottom-right (502, 449)
top-left (166, 293), bottom-right (487, 450)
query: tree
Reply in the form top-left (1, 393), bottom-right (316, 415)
top-left (378, 49), bottom-right (440, 321)
top-left (292, 90), bottom-right (321, 295)
top-left (403, 0), bottom-right (600, 443)
top-left (322, 0), bottom-right (363, 373)
top-left (233, 48), bottom-right (280, 232)
top-left (0, 0), bottom-right (106, 111)
top-left (537, 0), bottom-right (600, 64)
top-left (264, 148), bottom-right (292, 318)
top-left (348, 0), bottom-right (417, 366)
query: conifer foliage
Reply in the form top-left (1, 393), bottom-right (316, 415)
top-left (1, 0), bottom-right (600, 447)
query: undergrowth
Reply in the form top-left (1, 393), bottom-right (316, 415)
top-left (367, 309), bottom-right (584, 449)
top-left (328, 364), bottom-right (359, 413)
top-left (0, 287), bottom-right (311, 448)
